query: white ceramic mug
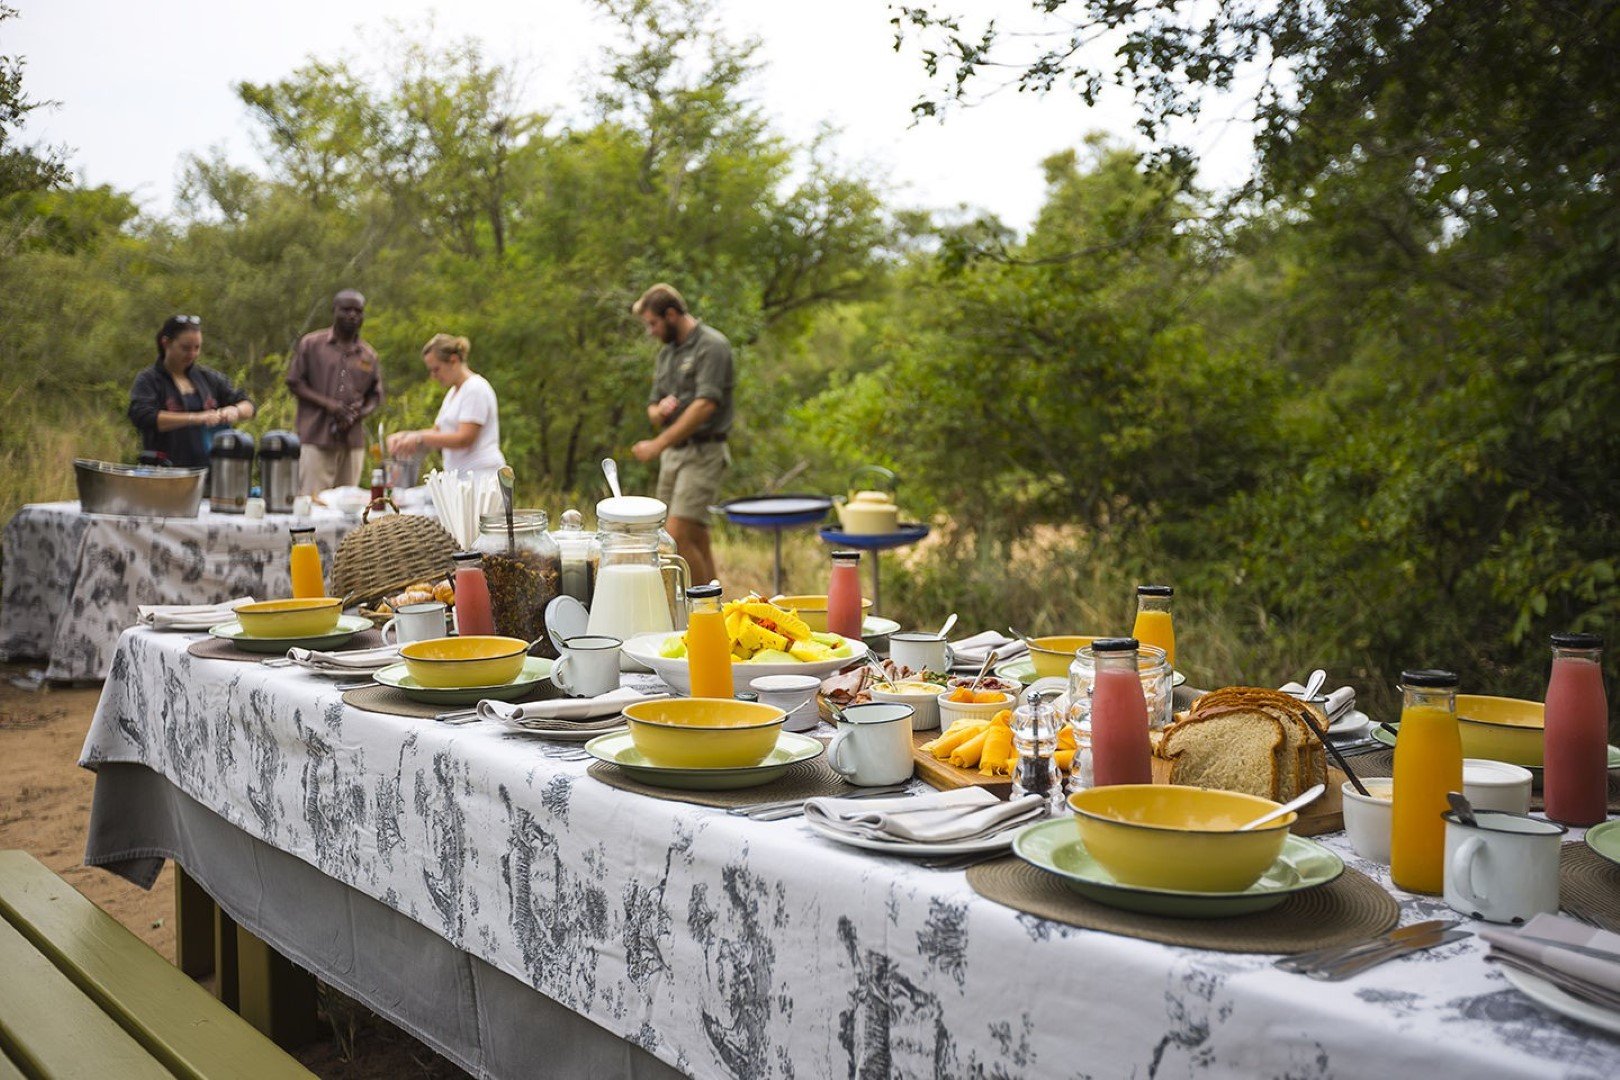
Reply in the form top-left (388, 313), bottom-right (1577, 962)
top-left (828, 702), bottom-right (915, 786)
top-left (1462, 759), bottom-right (1534, 814)
top-left (553, 635), bottom-right (623, 697)
top-left (1443, 810), bottom-right (1566, 924)
top-left (889, 633), bottom-right (952, 675)
top-left (382, 602), bottom-right (448, 646)
top-left (749, 674), bottom-right (822, 733)
top-left (292, 494), bottom-right (314, 517)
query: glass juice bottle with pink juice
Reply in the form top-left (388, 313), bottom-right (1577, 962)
top-left (451, 552), bottom-right (495, 637)
top-left (1088, 637), bottom-right (1153, 786)
top-left (1543, 632), bottom-right (1609, 827)
top-left (825, 550), bottom-right (863, 641)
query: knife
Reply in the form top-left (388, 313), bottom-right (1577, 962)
top-left (1508, 935), bottom-right (1620, 964)
top-left (1275, 919), bottom-right (1460, 973)
top-left (1307, 929), bottom-right (1471, 981)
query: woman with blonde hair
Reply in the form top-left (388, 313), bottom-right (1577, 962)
top-left (386, 334), bottom-right (506, 477)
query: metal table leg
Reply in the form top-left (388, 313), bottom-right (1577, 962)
top-left (870, 551), bottom-right (882, 614)
top-left (773, 528), bottom-right (784, 596)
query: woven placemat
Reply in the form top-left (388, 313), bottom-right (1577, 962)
top-left (342, 681), bottom-right (558, 719)
top-left (966, 858), bottom-right (1398, 954)
top-left (1559, 841), bottom-right (1620, 933)
top-left (1346, 749), bottom-right (1620, 811)
top-left (188, 629), bottom-right (385, 663)
top-left (586, 757), bottom-right (862, 809)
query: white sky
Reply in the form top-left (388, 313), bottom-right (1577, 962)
top-left (9, 0), bottom-right (1259, 231)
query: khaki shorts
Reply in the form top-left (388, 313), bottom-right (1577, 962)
top-left (299, 444), bottom-right (366, 495)
top-left (656, 441), bottom-right (729, 524)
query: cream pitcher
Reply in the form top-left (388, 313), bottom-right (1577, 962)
top-left (587, 495), bottom-right (691, 642)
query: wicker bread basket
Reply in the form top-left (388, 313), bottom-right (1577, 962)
top-left (332, 503), bottom-right (458, 612)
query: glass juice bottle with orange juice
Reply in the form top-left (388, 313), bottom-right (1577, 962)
top-left (1131, 585), bottom-right (1176, 668)
top-left (684, 584), bottom-right (735, 699)
top-left (289, 526), bottom-right (324, 598)
top-left (1390, 669), bottom-right (1463, 894)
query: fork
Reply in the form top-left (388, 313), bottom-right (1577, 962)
top-left (919, 850), bottom-right (1010, 871)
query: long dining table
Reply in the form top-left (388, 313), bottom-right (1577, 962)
top-left (0, 501), bottom-right (363, 681)
top-left (77, 628), bottom-right (1620, 1078)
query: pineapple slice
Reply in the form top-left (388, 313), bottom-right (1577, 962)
top-left (788, 639), bottom-right (834, 663)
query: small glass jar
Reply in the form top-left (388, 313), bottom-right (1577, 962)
top-left (1066, 642), bottom-right (1173, 731)
top-left (551, 508), bottom-right (598, 605)
top-left (473, 510), bottom-right (562, 653)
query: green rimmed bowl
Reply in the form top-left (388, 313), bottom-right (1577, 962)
top-left (583, 730), bottom-right (824, 790)
top-left (209, 614), bottom-right (371, 653)
top-left (1012, 818), bottom-right (1344, 918)
top-left (373, 656), bottom-right (551, 705)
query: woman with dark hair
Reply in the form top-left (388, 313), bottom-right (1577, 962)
top-left (128, 315), bottom-right (255, 467)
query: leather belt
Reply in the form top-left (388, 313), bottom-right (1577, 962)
top-left (673, 433), bottom-right (727, 449)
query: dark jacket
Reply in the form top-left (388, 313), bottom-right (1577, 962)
top-left (128, 361), bottom-right (249, 468)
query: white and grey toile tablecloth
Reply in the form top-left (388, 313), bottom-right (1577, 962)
top-left (0, 500), bottom-right (359, 681)
top-left (78, 628), bottom-right (1620, 1078)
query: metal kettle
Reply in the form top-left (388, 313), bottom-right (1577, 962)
top-left (258, 430), bottom-right (301, 513)
top-left (208, 430), bottom-right (255, 514)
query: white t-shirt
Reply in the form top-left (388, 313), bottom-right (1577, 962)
top-left (434, 373), bottom-right (505, 476)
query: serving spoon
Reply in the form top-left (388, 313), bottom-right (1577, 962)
top-left (1239, 783), bottom-right (1325, 831)
top-left (602, 458), bottom-right (623, 499)
top-left (498, 465), bottom-right (516, 554)
top-left (935, 613), bottom-right (959, 640)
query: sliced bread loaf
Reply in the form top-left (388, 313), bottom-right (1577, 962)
top-left (1156, 707), bottom-right (1285, 800)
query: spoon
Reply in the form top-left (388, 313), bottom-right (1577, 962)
top-left (602, 458), bottom-right (623, 499)
top-left (936, 613), bottom-right (959, 640)
top-left (966, 651), bottom-right (996, 693)
top-left (1007, 624), bottom-right (1034, 646)
top-left (1446, 791), bottom-right (1478, 828)
top-left (1239, 783), bottom-right (1325, 831)
top-left (498, 465), bottom-right (516, 554)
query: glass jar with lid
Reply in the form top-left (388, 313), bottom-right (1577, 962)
top-left (1066, 642), bottom-right (1173, 733)
top-left (550, 508), bottom-right (598, 605)
top-left (473, 510), bottom-right (562, 655)
top-left (593, 496), bottom-right (690, 630)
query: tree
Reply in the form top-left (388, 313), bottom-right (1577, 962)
top-left (0, 4), bottom-right (68, 201)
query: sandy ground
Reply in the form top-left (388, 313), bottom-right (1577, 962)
top-left (0, 666), bottom-right (469, 1078)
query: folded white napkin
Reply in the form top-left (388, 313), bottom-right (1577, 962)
top-left (286, 644), bottom-right (401, 672)
top-left (951, 631), bottom-right (1029, 668)
top-left (477, 687), bottom-right (666, 727)
top-left (1278, 681), bottom-right (1356, 722)
top-left (138, 597), bottom-right (255, 631)
top-left (1481, 913), bottom-right (1620, 999)
top-left (804, 787), bottom-right (1045, 844)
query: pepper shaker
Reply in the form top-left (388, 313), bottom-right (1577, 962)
top-left (1013, 689), bottom-right (1065, 814)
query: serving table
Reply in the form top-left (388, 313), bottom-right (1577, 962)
top-left (0, 501), bottom-right (365, 681)
top-left (77, 628), bottom-right (1620, 1078)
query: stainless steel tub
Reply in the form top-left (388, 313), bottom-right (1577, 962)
top-left (74, 459), bottom-right (208, 518)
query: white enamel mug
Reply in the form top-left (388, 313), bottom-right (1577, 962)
top-left (828, 702), bottom-right (915, 786)
top-left (1442, 810), bottom-right (1566, 924)
top-left (749, 674), bottom-right (822, 733)
top-left (381, 602), bottom-right (448, 646)
top-left (553, 635), bottom-right (622, 698)
top-left (889, 633), bottom-right (952, 676)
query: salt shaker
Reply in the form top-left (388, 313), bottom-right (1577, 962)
top-left (1012, 690), bottom-right (1065, 814)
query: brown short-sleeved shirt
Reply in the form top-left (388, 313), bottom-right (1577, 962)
top-left (286, 329), bottom-right (383, 447)
top-left (647, 322), bottom-right (734, 437)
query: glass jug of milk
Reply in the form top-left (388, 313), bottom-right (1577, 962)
top-left (589, 496), bottom-right (691, 638)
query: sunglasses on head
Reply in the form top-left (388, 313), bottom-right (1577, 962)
top-left (172, 315), bottom-right (201, 325)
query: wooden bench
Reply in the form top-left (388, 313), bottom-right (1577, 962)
top-left (0, 851), bottom-right (313, 1079)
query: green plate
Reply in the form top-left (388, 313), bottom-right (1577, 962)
top-left (208, 614), bottom-right (371, 653)
top-left (373, 656), bottom-right (552, 705)
top-left (583, 730), bottom-right (825, 790)
top-left (993, 656), bottom-right (1186, 688)
top-left (1371, 724), bottom-right (1620, 770)
top-left (1584, 821), bottom-right (1620, 869)
top-left (1012, 819), bottom-right (1344, 918)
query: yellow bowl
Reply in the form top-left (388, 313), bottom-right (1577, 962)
top-left (1029, 635), bottom-right (1097, 679)
top-left (235, 597), bottom-right (342, 638)
top-left (623, 698), bottom-right (787, 769)
top-left (1067, 785), bottom-right (1295, 892)
top-left (769, 595), bottom-right (873, 633)
top-left (399, 636), bottom-right (528, 688)
top-left (1456, 694), bottom-right (1545, 768)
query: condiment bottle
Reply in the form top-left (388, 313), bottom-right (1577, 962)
top-left (369, 467), bottom-right (386, 512)
top-left (1131, 585), bottom-right (1176, 668)
top-left (826, 550), bottom-right (863, 640)
top-left (1013, 691), bottom-right (1064, 813)
top-left (1088, 637), bottom-right (1153, 786)
top-left (1390, 669), bottom-right (1463, 895)
top-left (451, 552), bottom-right (495, 637)
top-left (288, 526), bottom-right (324, 598)
top-left (684, 584), bottom-right (735, 699)
top-left (1543, 633), bottom-right (1609, 827)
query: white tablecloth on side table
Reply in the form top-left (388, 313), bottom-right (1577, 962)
top-left (76, 628), bottom-right (1620, 1078)
top-left (0, 501), bottom-right (359, 681)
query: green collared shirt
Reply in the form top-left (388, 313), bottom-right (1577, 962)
top-left (648, 322), bottom-right (734, 436)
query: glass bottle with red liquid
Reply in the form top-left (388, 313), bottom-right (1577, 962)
top-left (1543, 632), bottom-right (1609, 827)
top-left (1088, 637), bottom-right (1153, 786)
top-left (450, 552), bottom-right (495, 637)
top-left (825, 550), bottom-right (863, 641)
